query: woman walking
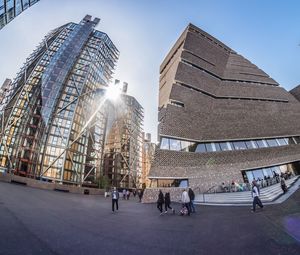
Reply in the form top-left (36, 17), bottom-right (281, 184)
top-left (164, 192), bottom-right (175, 214)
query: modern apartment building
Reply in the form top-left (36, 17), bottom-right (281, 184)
top-left (0, 15), bottom-right (119, 185)
top-left (0, 78), bottom-right (12, 111)
top-left (0, 0), bottom-right (40, 30)
top-left (149, 23), bottom-right (300, 191)
top-left (103, 82), bottom-right (144, 188)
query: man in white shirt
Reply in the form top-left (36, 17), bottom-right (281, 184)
top-left (251, 181), bottom-right (264, 212)
top-left (181, 189), bottom-right (191, 216)
top-left (112, 187), bottom-right (119, 212)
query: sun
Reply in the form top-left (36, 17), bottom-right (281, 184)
top-left (105, 84), bottom-right (121, 102)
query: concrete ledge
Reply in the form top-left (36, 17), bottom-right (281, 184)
top-left (0, 173), bottom-right (104, 195)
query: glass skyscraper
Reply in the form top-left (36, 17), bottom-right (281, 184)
top-left (0, 0), bottom-right (40, 30)
top-left (0, 15), bottom-right (119, 185)
top-left (104, 83), bottom-right (144, 188)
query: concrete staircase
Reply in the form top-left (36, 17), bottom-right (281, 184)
top-left (194, 176), bottom-right (300, 205)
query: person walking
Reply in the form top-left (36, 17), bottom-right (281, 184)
top-left (280, 178), bottom-right (287, 194)
top-left (164, 192), bottom-right (175, 214)
top-left (188, 188), bottom-right (196, 213)
top-left (122, 189), bottom-right (126, 200)
top-left (138, 189), bottom-right (144, 202)
top-left (111, 187), bottom-right (119, 212)
top-left (157, 190), bottom-right (164, 215)
top-left (251, 181), bottom-right (264, 212)
top-left (181, 189), bottom-right (191, 216)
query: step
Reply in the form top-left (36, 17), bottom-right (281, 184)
top-left (194, 176), bottom-right (299, 205)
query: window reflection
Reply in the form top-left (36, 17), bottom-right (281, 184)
top-left (255, 140), bottom-right (267, 148)
top-left (181, 140), bottom-right (191, 152)
top-left (205, 143), bottom-right (214, 152)
top-left (160, 138), bottom-right (169, 150)
top-left (232, 141), bottom-right (247, 150)
top-left (219, 142), bottom-right (230, 151)
top-left (266, 139), bottom-right (278, 147)
top-left (196, 144), bottom-right (206, 153)
top-left (276, 138), bottom-right (287, 146)
top-left (245, 140), bottom-right (257, 149)
top-left (169, 139), bottom-right (181, 151)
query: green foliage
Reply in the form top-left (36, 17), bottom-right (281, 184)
top-left (97, 175), bottom-right (110, 190)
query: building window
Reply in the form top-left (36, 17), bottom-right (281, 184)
top-left (214, 143), bottom-right (222, 152)
top-left (160, 138), bottom-right (169, 150)
top-left (195, 144), bottom-right (206, 153)
top-left (245, 140), bottom-right (257, 149)
top-left (276, 138), bottom-right (287, 146)
top-left (159, 136), bottom-right (299, 154)
top-left (266, 139), bottom-right (279, 147)
top-left (232, 141), bottom-right (247, 150)
top-left (181, 140), bottom-right (191, 152)
top-left (219, 142), bottom-right (230, 151)
top-left (255, 140), bottom-right (267, 148)
top-left (169, 139), bottom-right (181, 151)
top-left (170, 100), bottom-right (184, 108)
top-left (205, 143), bottom-right (214, 152)
top-left (285, 138), bottom-right (295, 145)
top-left (293, 136), bottom-right (300, 143)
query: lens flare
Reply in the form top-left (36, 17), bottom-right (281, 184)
top-left (106, 84), bottom-right (121, 102)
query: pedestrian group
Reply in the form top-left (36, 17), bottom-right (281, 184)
top-left (157, 188), bottom-right (196, 216)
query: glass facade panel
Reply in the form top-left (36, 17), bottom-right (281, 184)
top-left (0, 1), bottom-right (4, 15)
top-left (219, 142), bottom-right (230, 151)
top-left (246, 171), bottom-right (254, 183)
top-left (156, 179), bottom-right (188, 188)
top-left (262, 168), bottom-right (273, 178)
top-left (160, 138), bottom-right (169, 150)
top-left (195, 143), bottom-right (206, 153)
top-left (169, 139), bottom-right (181, 151)
top-left (181, 140), bottom-right (191, 152)
top-left (205, 143), bottom-right (214, 152)
top-left (252, 169), bottom-right (264, 180)
top-left (0, 0), bottom-right (39, 30)
top-left (256, 140), bottom-right (266, 148)
top-left (285, 137), bottom-right (295, 145)
top-left (214, 143), bottom-right (222, 151)
top-left (293, 136), bottom-right (300, 144)
top-left (232, 141), bottom-right (247, 150)
top-left (23, 0), bottom-right (29, 9)
top-left (245, 140), bottom-right (257, 149)
top-left (266, 139), bottom-right (279, 147)
top-left (277, 138), bottom-right (287, 146)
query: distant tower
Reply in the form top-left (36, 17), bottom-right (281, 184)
top-left (0, 15), bottom-right (119, 186)
top-left (104, 82), bottom-right (144, 188)
top-left (0, 0), bottom-right (40, 30)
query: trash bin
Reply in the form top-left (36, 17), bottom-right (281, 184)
top-left (84, 189), bottom-right (89, 195)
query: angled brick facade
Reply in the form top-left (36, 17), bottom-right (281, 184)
top-left (149, 23), bottom-right (300, 193)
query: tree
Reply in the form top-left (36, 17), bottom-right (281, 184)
top-left (97, 175), bottom-right (110, 191)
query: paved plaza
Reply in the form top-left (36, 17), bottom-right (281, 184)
top-left (0, 182), bottom-right (299, 255)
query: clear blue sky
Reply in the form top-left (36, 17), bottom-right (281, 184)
top-left (0, 0), bottom-right (299, 141)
